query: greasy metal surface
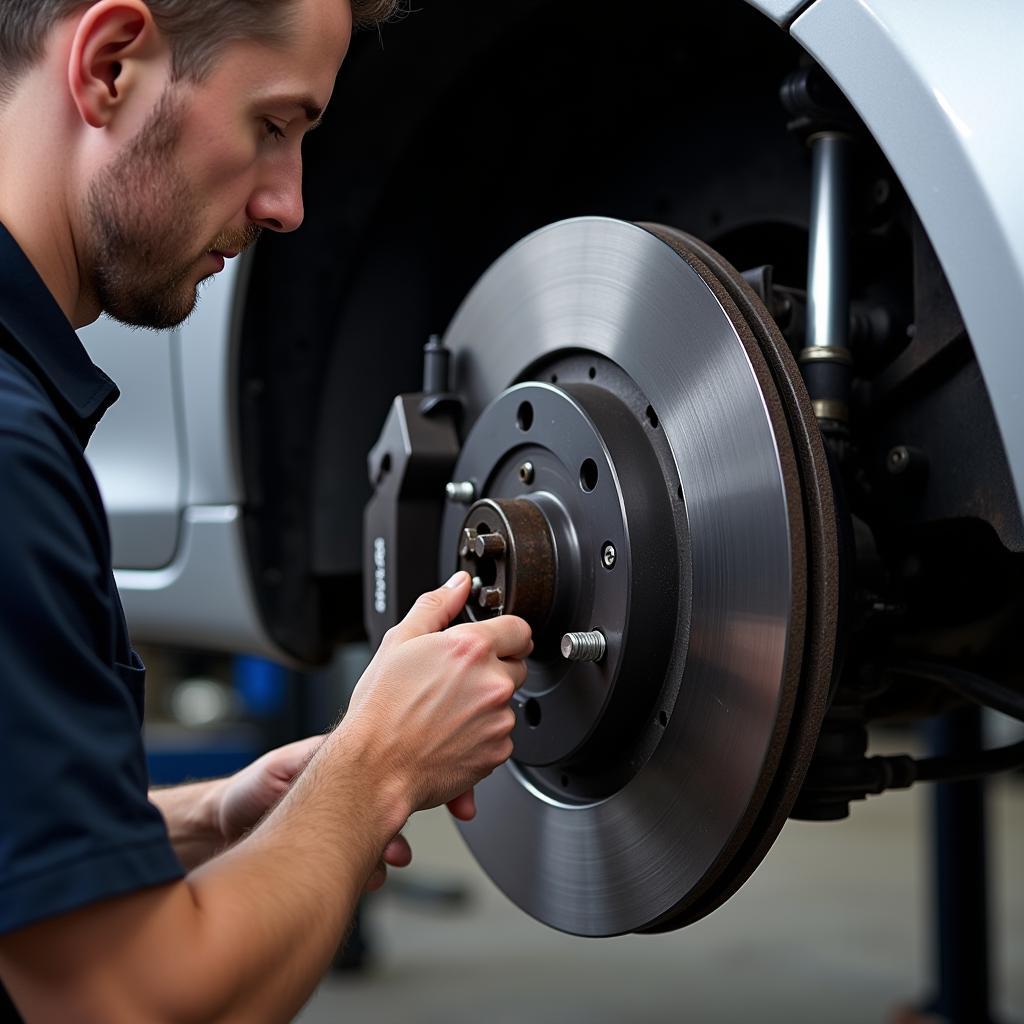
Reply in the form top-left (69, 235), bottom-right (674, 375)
top-left (446, 218), bottom-right (798, 936)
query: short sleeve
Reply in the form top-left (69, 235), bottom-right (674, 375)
top-left (0, 427), bottom-right (183, 935)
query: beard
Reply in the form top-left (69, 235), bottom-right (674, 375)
top-left (84, 88), bottom-right (261, 331)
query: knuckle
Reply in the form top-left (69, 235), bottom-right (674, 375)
top-left (414, 591), bottom-right (445, 614)
top-left (449, 630), bottom-right (488, 663)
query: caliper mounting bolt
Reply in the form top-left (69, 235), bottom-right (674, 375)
top-left (561, 631), bottom-right (606, 662)
top-left (601, 542), bottom-right (617, 570)
top-left (479, 586), bottom-right (505, 610)
top-left (446, 480), bottom-right (476, 504)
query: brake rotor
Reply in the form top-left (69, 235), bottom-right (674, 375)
top-left (439, 217), bottom-right (838, 936)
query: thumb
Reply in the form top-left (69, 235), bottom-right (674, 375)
top-left (390, 571), bottom-right (471, 642)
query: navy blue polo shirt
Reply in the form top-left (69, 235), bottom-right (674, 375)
top-left (0, 223), bottom-right (184, 1016)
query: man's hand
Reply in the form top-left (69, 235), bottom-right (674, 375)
top-left (342, 571), bottom-right (533, 817)
top-left (217, 736), bottom-right (323, 842)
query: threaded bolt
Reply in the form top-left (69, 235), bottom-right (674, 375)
top-left (473, 532), bottom-right (507, 558)
top-left (561, 630), bottom-right (606, 662)
top-left (446, 480), bottom-right (476, 504)
top-left (459, 528), bottom-right (478, 558)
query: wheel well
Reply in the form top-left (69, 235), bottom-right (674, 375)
top-left (239, 0), bottom-right (819, 662)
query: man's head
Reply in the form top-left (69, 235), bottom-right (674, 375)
top-left (0, 0), bottom-right (396, 329)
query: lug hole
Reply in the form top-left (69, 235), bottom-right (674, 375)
top-left (580, 459), bottom-right (599, 492)
top-left (517, 401), bottom-right (534, 431)
top-left (524, 699), bottom-right (542, 728)
top-left (588, 365), bottom-right (597, 379)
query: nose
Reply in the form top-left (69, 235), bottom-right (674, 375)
top-left (247, 162), bottom-right (305, 233)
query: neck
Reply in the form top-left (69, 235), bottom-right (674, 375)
top-left (0, 76), bottom-right (101, 329)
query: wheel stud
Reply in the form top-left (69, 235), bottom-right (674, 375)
top-left (561, 631), bottom-right (606, 662)
top-left (473, 532), bottom-right (507, 558)
top-left (446, 480), bottom-right (476, 504)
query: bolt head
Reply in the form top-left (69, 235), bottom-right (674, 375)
top-left (478, 586), bottom-right (504, 610)
top-left (601, 542), bottom-right (617, 570)
top-left (518, 461), bottom-right (535, 485)
top-left (459, 528), bottom-right (478, 558)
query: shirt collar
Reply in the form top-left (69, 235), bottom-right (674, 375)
top-left (0, 221), bottom-right (119, 445)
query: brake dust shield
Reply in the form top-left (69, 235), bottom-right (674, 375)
top-left (439, 218), bottom-right (838, 936)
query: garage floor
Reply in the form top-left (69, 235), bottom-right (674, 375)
top-left (297, 764), bottom-right (1023, 1024)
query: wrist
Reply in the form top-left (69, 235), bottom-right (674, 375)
top-left (327, 718), bottom-right (413, 842)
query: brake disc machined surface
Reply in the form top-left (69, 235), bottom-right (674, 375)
top-left (438, 218), bottom-right (838, 936)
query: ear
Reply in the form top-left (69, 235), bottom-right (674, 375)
top-left (68, 0), bottom-right (164, 130)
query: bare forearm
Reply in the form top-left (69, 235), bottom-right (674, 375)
top-left (149, 779), bottom-right (227, 870)
top-left (183, 745), bottom-right (399, 1020)
top-left (2, 727), bottom-right (406, 1024)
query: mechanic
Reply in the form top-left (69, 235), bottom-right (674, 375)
top-left (0, 0), bottom-right (533, 1020)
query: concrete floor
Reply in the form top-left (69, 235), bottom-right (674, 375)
top-left (297, 766), bottom-right (1023, 1024)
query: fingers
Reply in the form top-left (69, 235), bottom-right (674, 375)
top-left (367, 834), bottom-right (412, 892)
top-left (505, 657), bottom-right (529, 691)
top-left (388, 572), bottom-right (471, 644)
top-left (266, 735), bottom-right (326, 782)
top-left (450, 614), bottom-right (533, 660)
top-left (383, 834), bottom-right (412, 868)
top-left (447, 788), bottom-right (477, 821)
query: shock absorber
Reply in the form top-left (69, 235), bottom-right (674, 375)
top-left (781, 65), bottom-right (856, 438)
top-left (801, 130), bottom-right (854, 432)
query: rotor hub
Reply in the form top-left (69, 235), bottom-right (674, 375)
top-left (443, 379), bottom-right (680, 775)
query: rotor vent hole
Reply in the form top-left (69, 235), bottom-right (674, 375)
top-left (524, 699), bottom-right (542, 728)
top-left (550, 373), bottom-right (558, 383)
top-left (646, 405), bottom-right (659, 429)
top-left (580, 459), bottom-right (599, 493)
top-left (560, 773), bottom-right (570, 788)
top-left (588, 366), bottom-right (597, 379)
top-left (517, 402), bottom-right (534, 431)
top-left (658, 710), bottom-right (668, 727)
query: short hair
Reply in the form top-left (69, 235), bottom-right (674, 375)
top-left (0, 0), bottom-right (399, 100)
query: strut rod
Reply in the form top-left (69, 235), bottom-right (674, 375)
top-left (800, 131), bottom-right (854, 427)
